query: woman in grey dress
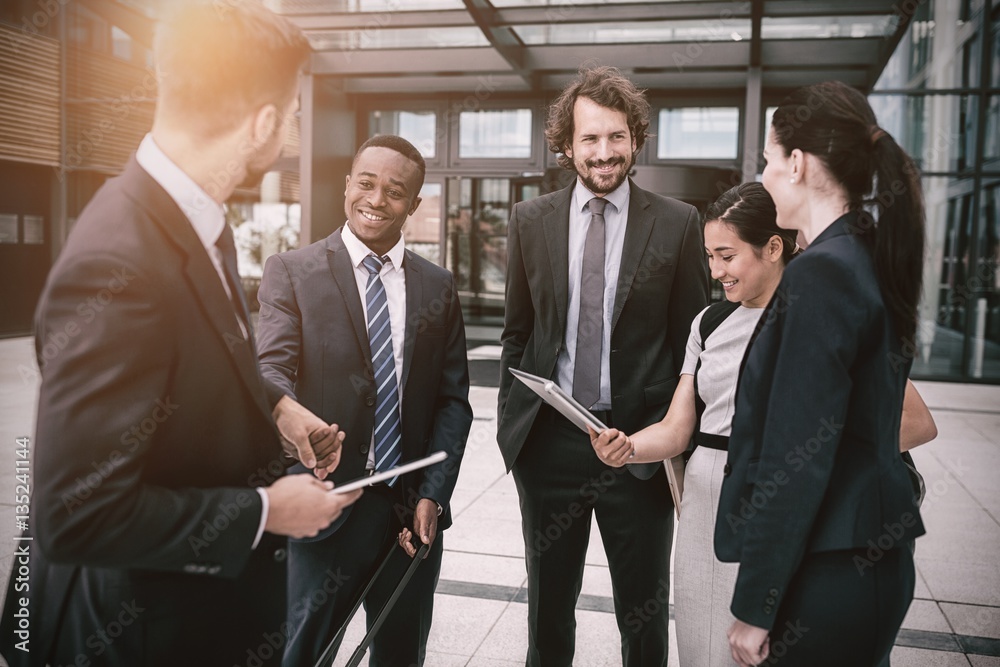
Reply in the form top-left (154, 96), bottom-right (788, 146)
top-left (590, 182), bottom-right (936, 666)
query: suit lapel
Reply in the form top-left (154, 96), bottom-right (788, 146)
top-left (611, 182), bottom-right (655, 333)
top-left (542, 185), bottom-right (573, 335)
top-left (326, 229), bottom-right (372, 364)
top-left (400, 250), bottom-right (422, 392)
top-left (129, 159), bottom-right (274, 422)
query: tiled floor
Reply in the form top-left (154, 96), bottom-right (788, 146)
top-left (0, 335), bottom-right (998, 665)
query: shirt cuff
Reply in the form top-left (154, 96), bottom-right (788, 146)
top-left (252, 487), bottom-right (270, 549)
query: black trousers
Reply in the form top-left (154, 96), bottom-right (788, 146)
top-left (512, 406), bottom-right (674, 667)
top-left (282, 484), bottom-right (443, 667)
top-left (763, 546), bottom-right (915, 666)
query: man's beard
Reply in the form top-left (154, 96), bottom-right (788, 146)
top-left (575, 155), bottom-right (632, 195)
top-left (238, 163), bottom-right (269, 190)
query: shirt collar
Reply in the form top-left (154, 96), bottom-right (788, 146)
top-left (341, 222), bottom-right (406, 273)
top-left (572, 176), bottom-right (630, 216)
top-left (135, 134), bottom-right (226, 248)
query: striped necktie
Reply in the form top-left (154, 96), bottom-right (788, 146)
top-left (362, 254), bottom-right (402, 484)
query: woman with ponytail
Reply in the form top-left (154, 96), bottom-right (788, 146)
top-left (716, 81), bottom-right (928, 666)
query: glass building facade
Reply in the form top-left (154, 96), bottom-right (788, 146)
top-left (870, 0), bottom-right (1000, 381)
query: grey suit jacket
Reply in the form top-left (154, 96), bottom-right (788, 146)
top-left (256, 227), bottom-right (473, 539)
top-left (497, 178), bottom-right (709, 479)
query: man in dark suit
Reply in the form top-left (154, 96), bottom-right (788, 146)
top-left (498, 66), bottom-right (709, 666)
top-left (255, 134), bottom-right (473, 666)
top-left (0, 4), bottom-right (362, 665)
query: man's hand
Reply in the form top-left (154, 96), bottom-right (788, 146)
top-left (397, 498), bottom-right (438, 559)
top-left (728, 619), bottom-right (770, 667)
top-left (272, 395), bottom-right (343, 479)
top-left (263, 474), bottom-right (362, 539)
top-left (589, 427), bottom-right (634, 468)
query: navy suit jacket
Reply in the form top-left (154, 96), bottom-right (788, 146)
top-left (0, 158), bottom-right (287, 665)
top-left (497, 179), bottom-right (709, 478)
top-left (255, 227), bottom-right (472, 539)
top-left (715, 213), bottom-right (926, 630)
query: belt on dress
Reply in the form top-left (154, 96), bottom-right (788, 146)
top-left (694, 431), bottom-right (729, 451)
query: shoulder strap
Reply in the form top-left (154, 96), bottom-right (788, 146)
top-left (691, 300), bottom-right (742, 458)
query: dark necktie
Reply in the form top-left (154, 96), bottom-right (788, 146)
top-left (573, 197), bottom-right (607, 409)
top-left (215, 223), bottom-right (253, 342)
top-left (362, 254), bottom-right (402, 484)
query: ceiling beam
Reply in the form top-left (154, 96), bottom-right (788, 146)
top-left (287, 10), bottom-right (473, 31)
top-left (310, 46), bottom-right (511, 76)
top-left (463, 0), bottom-right (531, 88)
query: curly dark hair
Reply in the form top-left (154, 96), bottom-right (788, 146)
top-left (545, 65), bottom-right (650, 170)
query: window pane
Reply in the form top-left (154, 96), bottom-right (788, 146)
top-left (515, 19), bottom-right (750, 45)
top-left (761, 15), bottom-right (898, 40)
top-left (459, 109), bottom-right (532, 159)
top-left (658, 108), bottom-right (739, 160)
top-left (0, 214), bottom-right (16, 244)
top-left (869, 94), bottom-right (978, 172)
top-left (369, 110), bottom-right (437, 159)
top-left (23, 215), bottom-right (44, 244)
top-left (405, 182), bottom-right (442, 265)
top-left (967, 182), bottom-right (1000, 379)
top-left (282, 0), bottom-right (464, 10)
top-left (308, 27), bottom-right (487, 50)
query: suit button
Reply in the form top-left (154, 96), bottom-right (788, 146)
top-left (207, 565), bottom-right (222, 575)
top-left (360, 443), bottom-right (370, 454)
top-left (723, 464), bottom-right (731, 476)
top-left (763, 605), bottom-right (772, 614)
top-left (766, 597), bottom-right (776, 605)
top-left (769, 588), bottom-right (779, 596)
top-left (273, 548), bottom-right (287, 562)
top-left (183, 564), bottom-right (198, 574)
top-left (365, 396), bottom-right (375, 407)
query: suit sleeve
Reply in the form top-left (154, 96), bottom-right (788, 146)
top-left (34, 253), bottom-right (261, 577)
top-left (498, 202), bottom-right (532, 421)
top-left (418, 274), bottom-right (473, 510)
top-left (729, 254), bottom-right (862, 629)
top-left (668, 205), bottom-right (710, 376)
top-left (256, 253), bottom-right (301, 405)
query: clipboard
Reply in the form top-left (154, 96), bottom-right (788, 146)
top-left (331, 451), bottom-right (447, 494)
top-left (510, 368), bottom-right (607, 433)
top-left (511, 367), bottom-right (684, 518)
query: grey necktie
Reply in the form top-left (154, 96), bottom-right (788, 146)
top-left (573, 197), bottom-right (607, 409)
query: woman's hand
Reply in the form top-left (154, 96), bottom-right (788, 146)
top-left (728, 619), bottom-right (770, 667)
top-left (589, 427), bottom-right (634, 467)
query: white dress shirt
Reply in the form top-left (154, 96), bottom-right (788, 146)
top-left (340, 223), bottom-right (407, 470)
top-left (135, 134), bottom-right (268, 548)
top-left (555, 177), bottom-right (630, 410)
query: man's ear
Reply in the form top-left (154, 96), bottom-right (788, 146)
top-left (345, 174), bottom-right (351, 195)
top-left (250, 103), bottom-right (280, 148)
top-left (408, 196), bottom-right (423, 217)
top-left (564, 144), bottom-right (573, 159)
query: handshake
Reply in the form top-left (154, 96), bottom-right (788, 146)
top-left (261, 395), bottom-right (364, 540)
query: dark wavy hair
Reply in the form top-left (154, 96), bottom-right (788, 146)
top-left (705, 182), bottom-right (797, 264)
top-left (771, 81), bottom-right (925, 343)
top-left (545, 65), bottom-right (650, 170)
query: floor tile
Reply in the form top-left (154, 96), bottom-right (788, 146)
top-left (902, 599), bottom-right (953, 634)
top-left (440, 550), bottom-right (526, 589)
top-left (940, 602), bottom-right (1000, 640)
top-left (916, 558), bottom-right (1000, 606)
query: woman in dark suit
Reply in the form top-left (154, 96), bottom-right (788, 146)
top-left (716, 80), bottom-right (928, 666)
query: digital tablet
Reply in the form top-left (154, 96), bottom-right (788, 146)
top-left (330, 451), bottom-right (448, 494)
top-left (510, 368), bottom-right (608, 434)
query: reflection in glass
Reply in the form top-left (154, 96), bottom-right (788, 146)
top-left (761, 15), bottom-right (897, 39)
top-left (869, 94), bottom-right (978, 172)
top-left (968, 183), bottom-right (1000, 379)
top-left (515, 19), bottom-right (750, 45)
top-left (308, 27), bottom-right (487, 50)
top-left (445, 177), bottom-right (510, 311)
top-left (369, 110), bottom-right (437, 159)
top-left (658, 108), bottom-right (739, 160)
top-left (459, 109), bottom-right (532, 159)
top-left (405, 183), bottom-right (442, 265)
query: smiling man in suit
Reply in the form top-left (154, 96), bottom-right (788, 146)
top-left (0, 3), bottom-right (363, 666)
top-left (255, 134), bottom-right (472, 667)
top-left (498, 66), bottom-right (709, 666)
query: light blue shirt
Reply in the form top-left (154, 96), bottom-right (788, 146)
top-left (556, 177), bottom-right (630, 410)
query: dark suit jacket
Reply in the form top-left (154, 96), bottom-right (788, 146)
top-left (715, 213), bottom-right (926, 630)
top-left (0, 159), bottom-right (288, 666)
top-left (255, 228), bottom-right (472, 538)
top-left (497, 179), bottom-right (709, 477)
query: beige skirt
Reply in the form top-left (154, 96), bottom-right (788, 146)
top-left (674, 446), bottom-right (740, 667)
